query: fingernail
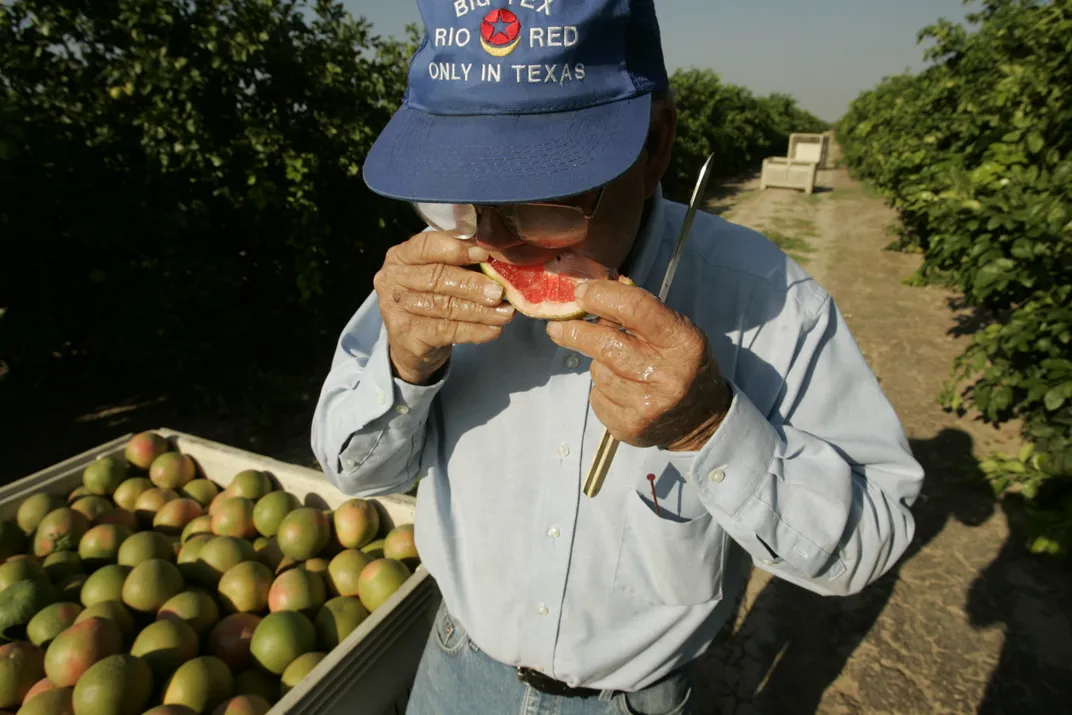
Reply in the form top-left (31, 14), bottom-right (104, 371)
top-left (574, 282), bottom-right (589, 299)
top-left (484, 283), bottom-right (504, 302)
top-left (496, 304), bottom-right (515, 316)
top-left (546, 322), bottom-right (563, 338)
top-left (469, 246), bottom-right (490, 262)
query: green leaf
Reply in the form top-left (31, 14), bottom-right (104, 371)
top-left (1026, 132), bottom-right (1044, 154)
top-left (1010, 240), bottom-right (1033, 259)
top-left (1028, 535), bottom-right (1061, 555)
top-left (1018, 443), bottom-right (1035, 462)
top-left (1044, 389), bottom-right (1065, 411)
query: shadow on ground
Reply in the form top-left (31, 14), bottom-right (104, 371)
top-left (694, 427), bottom-right (1072, 714)
top-left (966, 492), bottom-right (1072, 713)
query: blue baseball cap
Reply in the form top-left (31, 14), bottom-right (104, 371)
top-left (362, 0), bottom-right (669, 205)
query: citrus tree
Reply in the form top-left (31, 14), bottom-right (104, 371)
top-left (839, 0), bottom-right (1072, 556)
top-left (0, 0), bottom-right (420, 407)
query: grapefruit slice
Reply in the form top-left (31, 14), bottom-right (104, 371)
top-left (480, 254), bottom-right (633, 320)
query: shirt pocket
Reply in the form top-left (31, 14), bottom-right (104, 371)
top-left (612, 488), bottom-right (729, 607)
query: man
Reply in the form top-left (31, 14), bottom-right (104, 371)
top-left (311, 1), bottom-right (925, 713)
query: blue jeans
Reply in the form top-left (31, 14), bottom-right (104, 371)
top-left (406, 602), bottom-right (694, 715)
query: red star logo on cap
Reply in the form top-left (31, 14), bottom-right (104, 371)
top-left (480, 9), bottom-right (521, 57)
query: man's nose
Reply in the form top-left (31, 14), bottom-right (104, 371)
top-left (474, 208), bottom-right (523, 250)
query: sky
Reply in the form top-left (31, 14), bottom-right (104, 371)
top-left (340, 0), bottom-right (978, 122)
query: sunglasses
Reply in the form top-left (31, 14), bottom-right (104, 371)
top-left (412, 185), bottom-right (605, 250)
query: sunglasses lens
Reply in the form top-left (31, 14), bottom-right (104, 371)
top-left (414, 203), bottom-right (478, 239)
top-left (509, 205), bottom-right (588, 248)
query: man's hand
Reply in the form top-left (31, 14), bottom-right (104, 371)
top-left (374, 232), bottom-right (514, 385)
top-left (546, 280), bottom-right (731, 451)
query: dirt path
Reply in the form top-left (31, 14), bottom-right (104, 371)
top-left (688, 160), bottom-right (1072, 715)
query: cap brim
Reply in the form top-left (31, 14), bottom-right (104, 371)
top-left (362, 94), bottom-right (652, 205)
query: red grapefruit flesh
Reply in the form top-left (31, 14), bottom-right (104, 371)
top-left (480, 254), bottom-right (633, 320)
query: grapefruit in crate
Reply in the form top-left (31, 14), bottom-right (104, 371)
top-left (0, 429), bottom-right (426, 712)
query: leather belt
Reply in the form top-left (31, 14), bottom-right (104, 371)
top-left (516, 667), bottom-right (604, 698)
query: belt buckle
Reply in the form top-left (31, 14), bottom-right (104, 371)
top-left (516, 667), bottom-right (545, 689)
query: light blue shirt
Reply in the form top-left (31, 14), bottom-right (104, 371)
top-left (310, 187), bottom-right (925, 692)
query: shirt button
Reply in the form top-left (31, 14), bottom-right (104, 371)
top-left (558, 443), bottom-right (570, 458)
top-left (537, 604), bottom-right (549, 617)
top-left (548, 527), bottom-right (560, 539)
top-left (760, 559), bottom-right (775, 566)
top-left (376, 390), bottom-right (387, 405)
top-left (708, 468), bottom-right (726, 484)
top-left (396, 404), bottom-right (410, 415)
top-left (566, 355), bottom-right (580, 369)
top-left (344, 459), bottom-right (356, 468)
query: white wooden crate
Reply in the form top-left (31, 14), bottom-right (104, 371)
top-left (759, 157), bottom-right (819, 194)
top-left (0, 429), bottom-right (441, 715)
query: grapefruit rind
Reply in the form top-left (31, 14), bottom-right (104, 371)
top-left (479, 260), bottom-right (635, 322)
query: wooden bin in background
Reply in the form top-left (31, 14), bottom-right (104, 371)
top-left (0, 428), bottom-right (441, 715)
top-left (759, 156), bottom-right (819, 194)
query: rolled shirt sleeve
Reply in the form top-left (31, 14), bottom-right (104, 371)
top-left (310, 292), bottom-right (447, 497)
top-left (688, 295), bottom-right (923, 596)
